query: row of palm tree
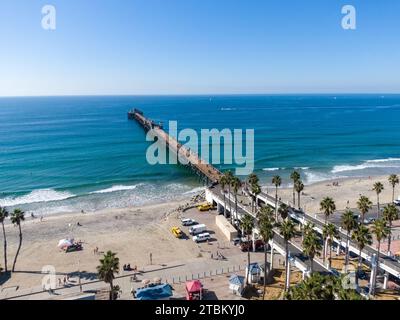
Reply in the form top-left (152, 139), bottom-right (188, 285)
top-left (372, 174), bottom-right (400, 219)
top-left (240, 198), bottom-right (294, 296)
top-left (340, 204), bottom-right (398, 294)
top-left (273, 171), bottom-right (305, 210)
top-left (234, 172), bottom-right (399, 297)
top-left (0, 207), bottom-right (25, 273)
top-left (220, 171), bottom-right (242, 223)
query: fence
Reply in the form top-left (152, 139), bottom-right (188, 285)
top-left (168, 264), bottom-right (246, 284)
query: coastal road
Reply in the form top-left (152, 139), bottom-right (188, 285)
top-left (209, 185), bottom-right (329, 274)
top-left (259, 191), bottom-right (400, 278)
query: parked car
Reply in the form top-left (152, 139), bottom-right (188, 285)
top-left (181, 218), bottom-right (197, 226)
top-left (240, 239), bottom-right (265, 252)
top-left (197, 203), bottom-right (214, 212)
top-left (394, 199), bottom-right (400, 206)
top-left (189, 224), bottom-right (207, 235)
top-left (171, 227), bottom-right (183, 238)
top-left (363, 217), bottom-right (376, 225)
top-left (193, 232), bottom-right (211, 243)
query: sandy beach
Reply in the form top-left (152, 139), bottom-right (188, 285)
top-left (1, 173), bottom-right (399, 296)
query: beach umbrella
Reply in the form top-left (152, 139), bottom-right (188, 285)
top-left (58, 239), bottom-right (73, 248)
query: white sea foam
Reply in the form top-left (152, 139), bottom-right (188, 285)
top-left (294, 167), bottom-right (310, 170)
top-left (183, 186), bottom-right (206, 195)
top-left (331, 158), bottom-right (400, 174)
top-left (0, 189), bottom-right (75, 207)
top-left (262, 167), bottom-right (284, 172)
top-left (90, 184), bottom-right (140, 194)
top-left (220, 107), bottom-right (237, 111)
top-left (303, 171), bottom-right (346, 185)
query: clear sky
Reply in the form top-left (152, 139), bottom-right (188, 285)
top-left (0, 0), bottom-right (399, 96)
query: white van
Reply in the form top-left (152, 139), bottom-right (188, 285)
top-left (193, 233), bottom-right (211, 243)
top-left (189, 224), bottom-right (206, 235)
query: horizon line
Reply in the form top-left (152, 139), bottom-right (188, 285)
top-left (1, 92), bottom-right (400, 98)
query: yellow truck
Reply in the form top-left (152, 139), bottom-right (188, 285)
top-left (171, 227), bottom-right (183, 238)
top-left (197, 202), bottom-right (214, 212)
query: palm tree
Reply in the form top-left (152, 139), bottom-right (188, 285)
top-left (278, 203), bottom-right (290, 222)
top-left (10, 209), bottom-right (25, 272)
top-left (357, 195), bottom-right (373, 225)
top-left (286, 273), bottom-right (363, 300)
top-left (241, 214), bottom-right (255, 285)
top-left (323, 223), bottom-right (339, 269)
top-left (251, 183), bottom-right (261, 213)
top-left (372, 182), bottom-right (384, 219)
top-left (279, 219), bottom-right (296, 292)
top-left (272, 175), bottom-right (282, 218)
top-left (302, 221), bottom-right (315, 242)
top-left (388, 174), bottom-right (399, 203)
top-left (302, 230), bottom-right (322, 274)
top-left (258, 214), bottom-right (275, 299)
top-left (294, 180), bottom-right (304, 210)
top-left (247, 173), bottom-right (259, 186)
top-left (220, 175), bottom-right (228, 218)
top-left (382, 203), bottom-right (399, 254)
top-left (351, 225), bottom-right (372, 284)
top-left (290, 171), bottom-right (301, 206)
top-left (341, 210), bottom-right (358, 272)
top-left (97, 251), bottom-right (120, 300)
top-left (0, 207), bottom-right (9, 273)
top-left (370, 219), bottom-right (389, 296)
top-left (320, 197), bottom-right (336, 264)
top-left (231, 176), bottom-right (241, 223)
top-left (257, 205), bottom-right (274, 220)
top-left (224, 171), bottom-right (234, 218)
top-left (320, 197), bottom-right (336, 224)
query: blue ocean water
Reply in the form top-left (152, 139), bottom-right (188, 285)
top-left (1, 95), bottom-right (400, 215)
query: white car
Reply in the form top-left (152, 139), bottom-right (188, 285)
top-left (394, 199), bottom-right (400, 206)
top-left (193, 232), bottom-right (211, 243)
top-left (181, 218), bottom-right (197, 226)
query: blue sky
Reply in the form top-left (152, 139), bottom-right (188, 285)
top-left (0, 0), bottom-right (399, 96)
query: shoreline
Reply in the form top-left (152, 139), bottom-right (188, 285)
top-left (2, 172), bottom-right (400, 220)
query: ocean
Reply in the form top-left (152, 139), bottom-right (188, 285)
top-left (1, 94), bottom-right (400, 215)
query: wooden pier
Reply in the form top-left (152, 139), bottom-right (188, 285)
top-left (128, 109), bottom-right (222, 185)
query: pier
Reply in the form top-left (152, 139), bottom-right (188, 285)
top-left (128, 109), bottom-right (222, 185)
top-left (130, 108), bottom-right (400, 286)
